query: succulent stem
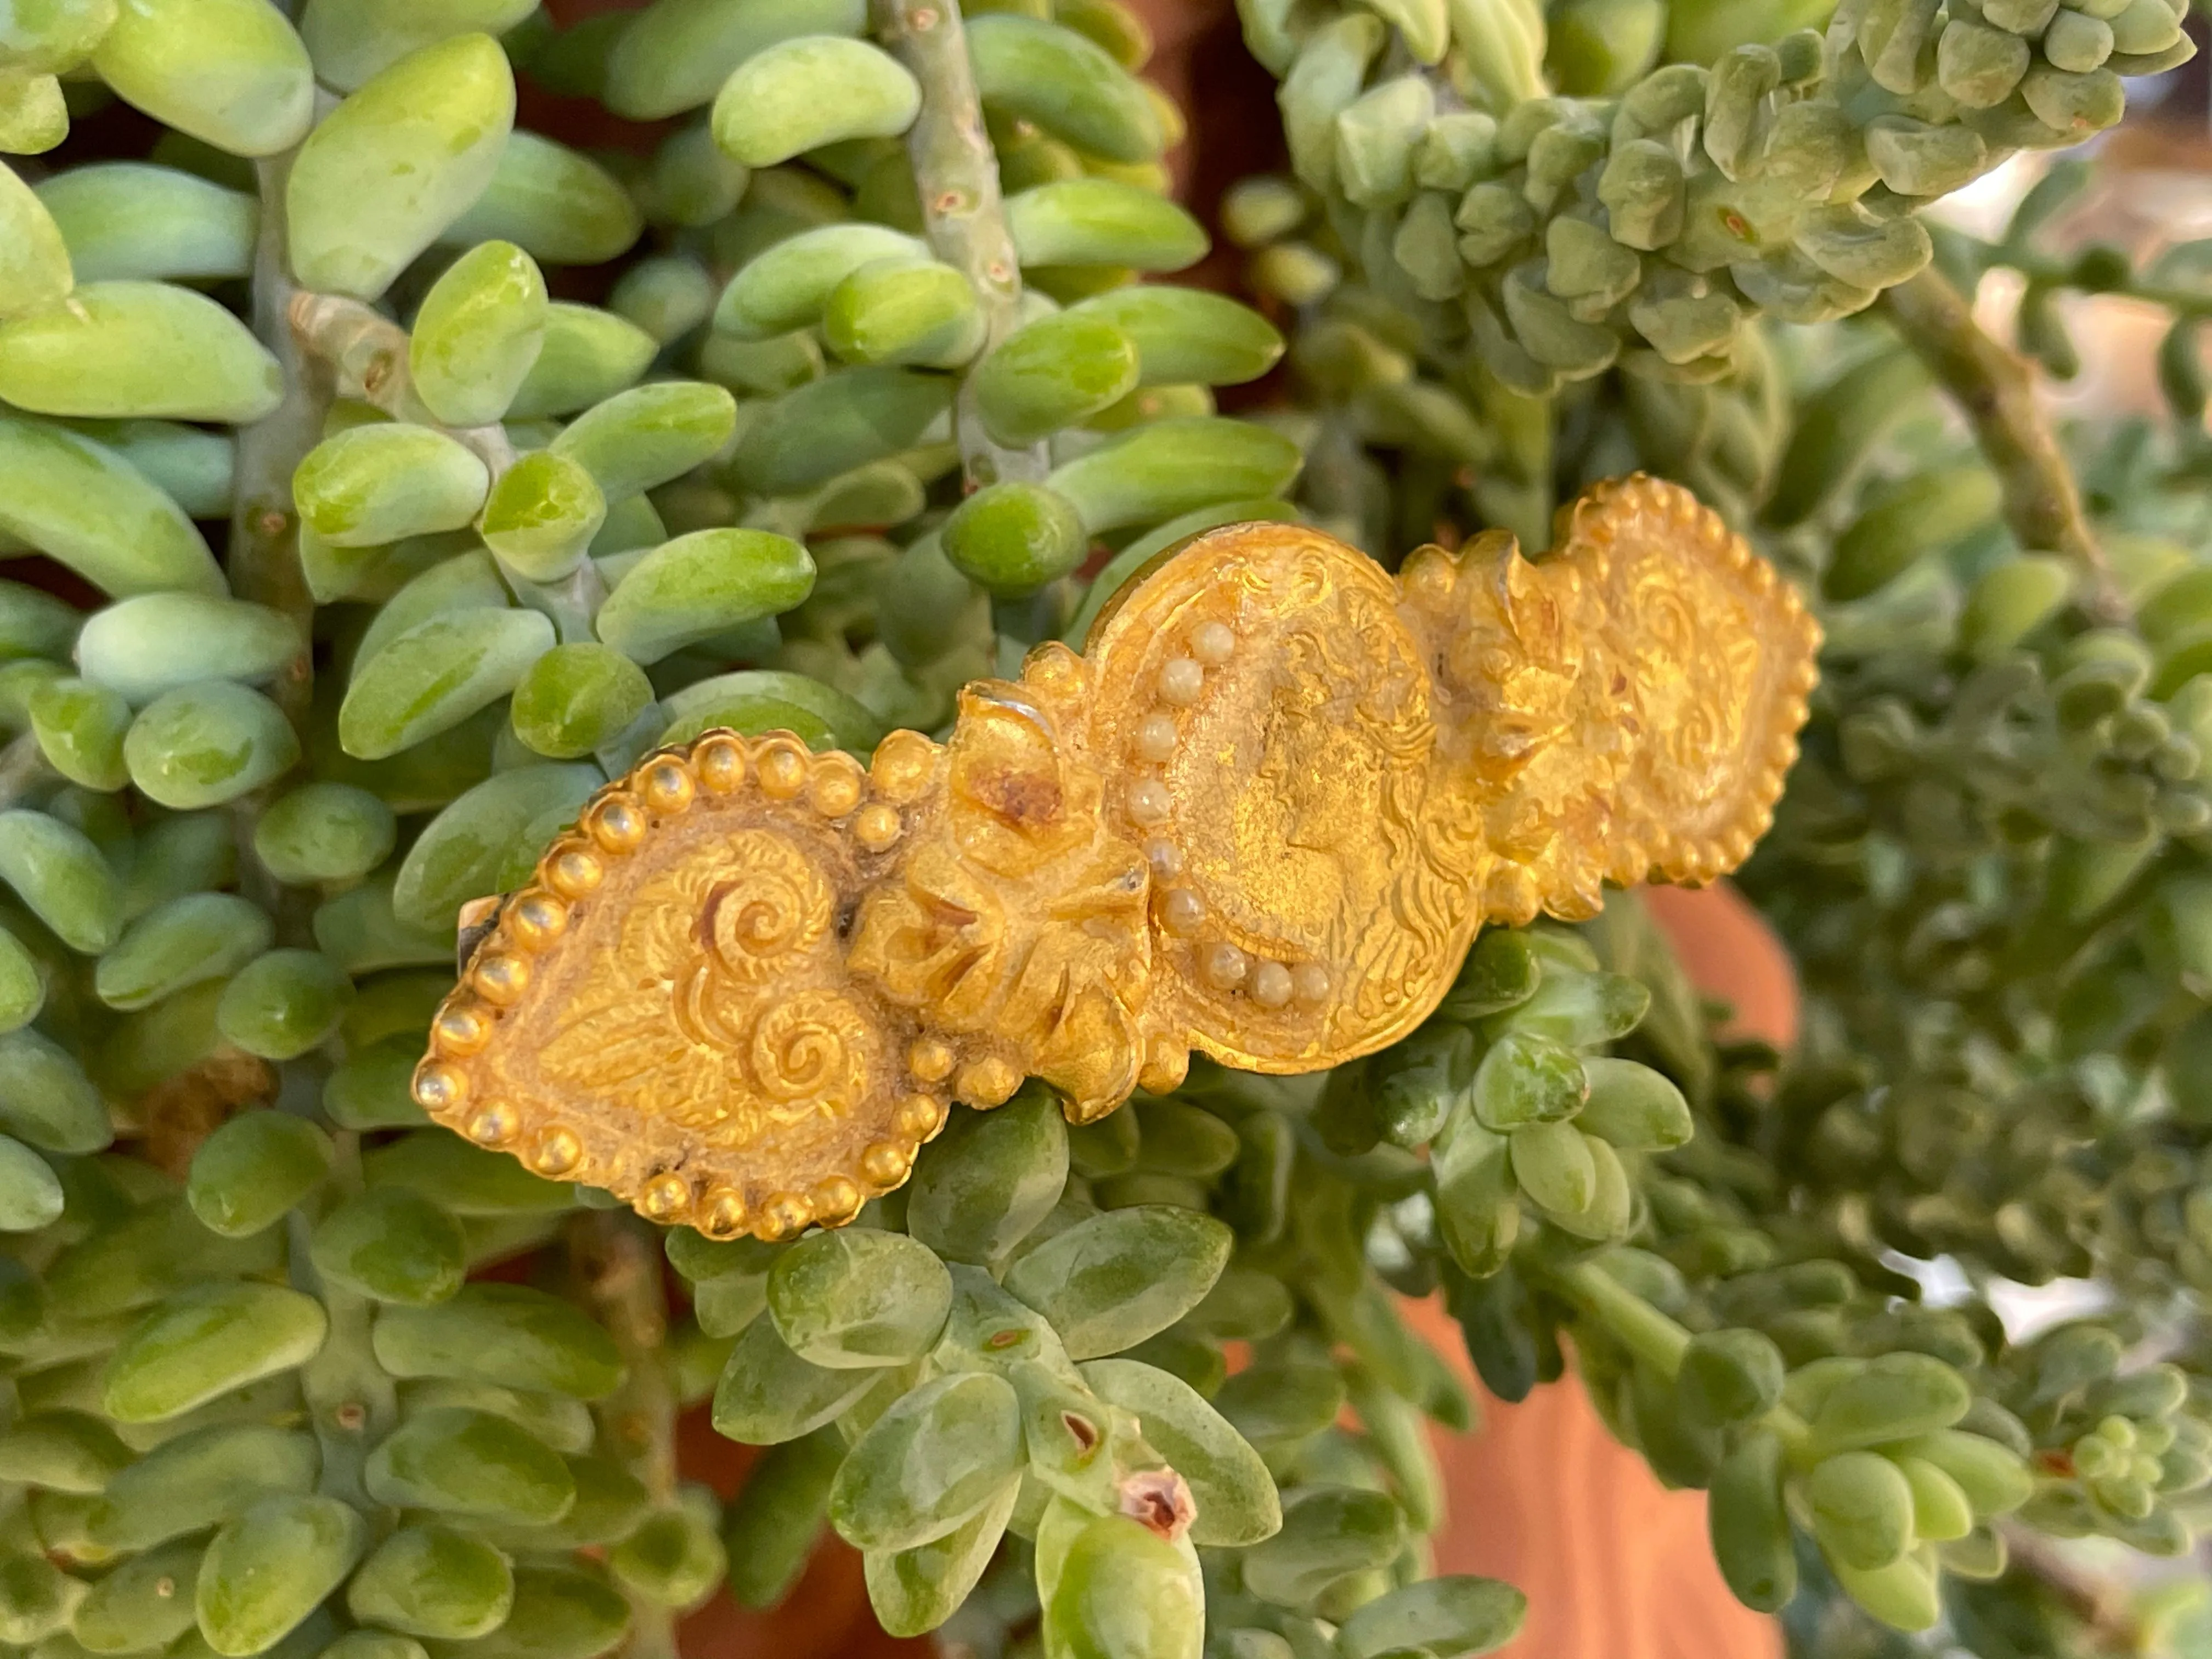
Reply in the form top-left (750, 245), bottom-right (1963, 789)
top-left (871, 0), bottom-right (1043, 493)
top-left (289, 291), bottom-right (608, 643)
top-left (1882, 266), bottom-right (2123, 621)
top-left (570, 1209), bottom-right (683, 1659)
top-left (230, 149), bottom-right (324, 740)
top-left (289, 1133), bottom-right (400, 1522)
top-left (1550, 1259), bottom-right (1812, 1455)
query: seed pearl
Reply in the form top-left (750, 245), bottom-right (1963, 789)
top-left (1251, 961), bottom-right (1293, 1007)
top-left (509, 892), bottom-right (567, 949)
top-left (641, 760), bottom-right (694, 815)
top-left (693, 734), bottom-right (745, 793)
top-left (757, 744), bottom-right (807, 799)
top-left (412, 1062), bottom-right (466, 1112)
top-left (809, 757), bottom-right (865, 818)
top-left (416, 1070), bottom-right (466, 1110)
top-left (958, 1056), bottom-right (1021, 1107)
top-left (547, 848), bottom-right (602, 899)
top-left (1292, 962), bottom-right (1332, 1004)
top-left (1190, 621), bottom-right (1234, 665)
top-left (1135, 713), bottom-right (1177, 763)
top-left (896, 1091), bottom-right (949, 1139)
top-left (1202, 942), bottom-right (1248, 989)
top-left (1161, 888), bottom-right (1205, 935)
top-left (811, 1175), bottom-right (863, 1223)
top-left (1127, 778), bottom-right (1171, 826)
top-left (871, 730), bottom-right (936, 803)
top-left (760, 1192), bottom-right (814, 1239)
top-left (1145, 839), bottom-right (1183, 878)
top-left (587, 796), bottom-right (646, 853)
top-left (1159, 658), bottom-right (1204, 706)
top-left (472, 954), bottom-right (529, 1006)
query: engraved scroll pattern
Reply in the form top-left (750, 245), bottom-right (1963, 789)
top-left (537, 829), bottom-right (877, 1145)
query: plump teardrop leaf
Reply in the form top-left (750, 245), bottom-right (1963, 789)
top-left (712, 1316), bottom-right (881, 1445)
top-left (0, 282), bottom-right (280, 423)
top-left (1080, 1358), bottom-right (1281, 1545)
top-left (828, 1371), bottom-right (1022, 1553)
top-left (195, 1496), bottom-right (365, 1658)
top-left (346, 1523), bottom-right (515, 1640)
top-left (711, 37), bottom-right (919, 167)
top-left (103, 1283), bottom-right (330, 1423)
top-left (91, 0), bottom-right (313, 157)
top-left (768, 1228), bottom-right (953, 1369)
top-left (1002, 1205), bottom-right (1232, 1359)
top-left (906, 1086), bottom-right (1069, 1267)
top-left (0, 416), bottom-right (224, 597)
top-left (286, 35), bottom-right (516, 300)
top-left (374, 1284), bottom-right (624, 1398)
top-left (186, 1110), bottom-right (332, 1237)
top-left (363, 1407), bottom-right (576, 1525)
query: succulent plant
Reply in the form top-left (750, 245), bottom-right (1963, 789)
top-left (0, 0), bottom-right (2207, 1654)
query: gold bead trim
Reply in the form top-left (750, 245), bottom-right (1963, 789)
top-left (414, 725), bottom-right (945, 1242)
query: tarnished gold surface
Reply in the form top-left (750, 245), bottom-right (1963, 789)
top-left (415, 475), bottom-right (1820, 1237)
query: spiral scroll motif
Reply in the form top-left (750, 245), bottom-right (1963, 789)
top-left (748, 990), bottom-right (876, 1122)
top-left (701, 830), bottom-right (836, 981)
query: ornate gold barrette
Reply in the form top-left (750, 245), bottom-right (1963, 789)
top-left (411, 474), bottom-right (1820, 1240)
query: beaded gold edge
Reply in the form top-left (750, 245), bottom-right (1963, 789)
top-left (414, 474), bottom-right (1820, 1240)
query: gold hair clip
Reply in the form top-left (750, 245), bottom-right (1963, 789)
top-left (411, 475), bottom-right (1820, 1239)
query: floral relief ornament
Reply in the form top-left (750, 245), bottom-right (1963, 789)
top-left (412, 475), bottom-right (1821, 1240)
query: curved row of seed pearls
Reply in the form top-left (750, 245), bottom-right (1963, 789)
top-left (1119, 613), bottom-right (1333, 1013)
top-left (413, 728), bottom-right (956, 1243)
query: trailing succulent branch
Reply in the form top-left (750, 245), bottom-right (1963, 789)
top-left (0, 0), bottom-right (2210, 1656)
top-left (1881, 263), bottom-right (2120, 617)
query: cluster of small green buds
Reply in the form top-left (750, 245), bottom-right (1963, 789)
top-left (0, 0), bottom-right (1335, 1649)
top-left (1380, 910), bottom-right (2131, 1639)
top-left (1679, 323), bottom-right (2212, 1340)
top-left (1431, 1178), bottom-right (2038, 1638)
top-left (1227, 0), bottom-right (2191, 397)
top-left (1756, 1353), bottom-right (2032, 1628)
top-left (584, 0), bottom-right (1295, 705)
top-left (1321, 926), bottom-right (1692, 1275)
top-left (2063, 1412), bottom-right (2174, 1516)
top-left (1997, 1324), bottom-right (2212, 1556)
top-left (1, 0), bottom-right (317, 160)
top-left (2086, 1130), bottom-right (2212, 1311)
